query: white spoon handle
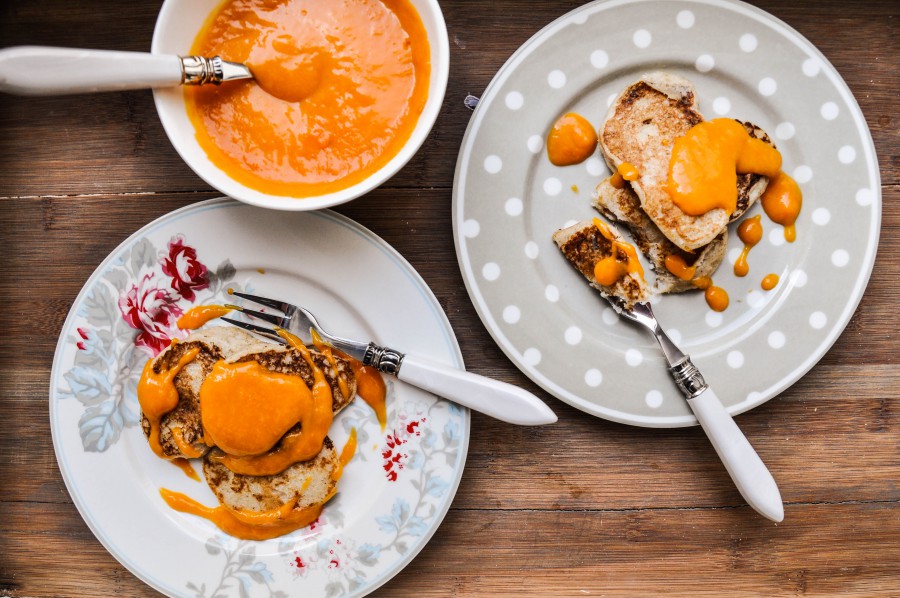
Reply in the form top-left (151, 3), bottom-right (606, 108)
top-left (687, 387), bottom-right (784, 522)
top-left (397, 353), bottom-right (557, 426)
top-left (0, 46), bottom-right (182, 95)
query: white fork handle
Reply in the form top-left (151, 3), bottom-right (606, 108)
top-left (0, 46), bottom-right (182, 95)
top-left (397, 353), bottom-right (557, 426)
top-left (687, 387), bottom-right (784, 522)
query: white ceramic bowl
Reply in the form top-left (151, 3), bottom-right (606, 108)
top-left (151, 0), bottom-right (449, 211)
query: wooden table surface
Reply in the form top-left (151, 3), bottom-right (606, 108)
top-left (1, 1), bottom-right (897, 596)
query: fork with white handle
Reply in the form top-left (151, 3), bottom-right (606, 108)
top-left (221, 291), bottom-right (557, 426)
top-left (606, 297), bottom-right (784, 522)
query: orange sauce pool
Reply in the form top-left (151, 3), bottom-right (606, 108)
top-left (734, 215), bottom-right (763, 277)
top-left (761, 171), bottom-right (803, 242)
top-left (137, 347), bottom-right (201, 459)
top-left (664, 254), bottom-right (697, 282)
top-left (591, 218), bottom-right (645, 287)
top-left (761, 273), bottom-right (779, 290)
top-left (547, 113), bottom-right (598, 166)
top-left (668, 118), bottom-right (781, 216)
top-left (691, 276), bottom-right (729, 312)
top-left (177, 305), bottom-right (233, 330)
top-left (186, 0), bottom-right (431, 197)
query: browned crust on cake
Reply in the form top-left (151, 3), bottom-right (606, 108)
top-left (203, 437), bottom-right (338, 513)
top-left (552, 219), bottom-right (651, 309)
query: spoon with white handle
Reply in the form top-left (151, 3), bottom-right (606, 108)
top-left (608, 298), bottom-right (784, 522)
top-left (0, 46), bottom-right (251, 96)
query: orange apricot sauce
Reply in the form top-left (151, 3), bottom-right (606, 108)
top-left (761, 273), bottom-right (779, 290)
top-left (547, 113), bottom-right (598, 166)
top-left (333, 348), bottom-right (388, 430)
top-left (664, 254), bottom-right (697, 282)
top-left (761, 171), bottom-right (803, 242)
top-left (160, 488), bottom-right (327, 541)
top-left (591, 218), bottom-right (645, 287)
top-left (208, 328), bottom-right (335, 476)
top-left (186, 0), bottom-right (431, 198)
top-left (137, 347), bottom-right (201, 459)
top-left (690, 276), bottom-right (729, 312)
top-left (177, 305), bottom-right (233, 330)
top-left (734, 215), bottom-right (763, 277)
top-left (668, 118), bottom-right (782, 216)
top-left (609, 171), bottom-right (627, 189)
top-left (331, 428), bottom-right (359, 481)
top-left (617, 162), bottom-right (640, 181)
top-left (171, 458), bottom-right (201, 482)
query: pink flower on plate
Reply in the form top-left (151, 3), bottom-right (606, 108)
top-left (119, 273), bottom-right (184, 355)
top-left (160, 235), bottom-right (209, 301)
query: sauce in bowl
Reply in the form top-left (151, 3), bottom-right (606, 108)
top-left (186, 0), bottom-right (431, 198)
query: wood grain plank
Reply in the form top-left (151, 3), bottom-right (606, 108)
top-left (2, 501), bottom-right (897, 597)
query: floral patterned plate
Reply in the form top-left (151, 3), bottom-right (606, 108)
top-left (50, 198), bottom-right (469, 597)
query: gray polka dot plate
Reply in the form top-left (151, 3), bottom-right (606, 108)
top-left (452, 0), bottom-right (881, 427)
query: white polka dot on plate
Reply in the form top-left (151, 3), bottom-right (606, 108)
top-left (602, 307), bottom-right (619, 325)
top-left (585, 368), bottom-right (602, 387)
top-left (462, 219), bottom-right (480, 238)
top-left (739, 33), bottom-right (758, 52)
top-left (838, 145), bottom-right (857, 164)
top-left (547, 69), bottom-right (567, 89)
top-left (523, 348), bottom-right (542, 366)
top-left (789, 269), bottom-right (808, 288)
top-left (544, 177), bottom-right (562, 196)
top-left (505, 197), bottom-right (523, 216)
top-left (502, 305), bottom-right (520, 324)
top-left (812, 207), bottom-right (831, 225)
top-left (802, 57), bottom-right (821, 77)
top-left (585, 156), bottom-right (605, 177)
top-left (571, 10), bottom-right (589, 25)
top-left (527, 135), bottom-right (543, 154)
top-left (793, 165), bottom-right (813, 183)
top-left (821, 101), bottom-right (839, 120)
top-left (831, 249), bottom-right (849, 267)
top-left (747, 391), bottom-right (762, 403)
top-left (484, 155), bottom-right (502, 174)
top-left (713, 97), bottom-right (731, 115)
top-left (768, 228), bottom-right (786, 246)
top-left (625, 348), bottom-right (643, 366)
top-left (564, 326), bottom-right (583, 345)
top-left (705, 311), bottom-right (723, 328)
top-left (633, 29), bottom-right (652, 48)
top-left (695, 54), bottom-right (715, 72)
top-left (727, 350), bottom-right (744, 369)
top-left (563, 219), bottom-right (579, 229)
top-left (590, 49), bottom-right (609, 69)
top-left (758, 77), bottom-right (777, 96)
top-left (505, 91), bottom-right (524, 110)
top-left (645, 390), bottom-right (664, 408)
top-left (747, 290), bottom-right (765, 308)
top-left (525, 241), bottom-right (539, 259)
top-left (545, 284), bottom-right (560, 302)
top-left (676, 10), bottom-right (695, 29)
top-left (667, 328), bottom-right (682, 344)
top-left (856, 188), bottom-right (874, 206)
top-left (768, 330), bottom-right (786, 349)
top-left (482, 262), bottom-right (500, 281)
top-left (775, 122), bottom-right (796, 140)
top-left (728, 247), bottom-right (741, 264)
top-left (607, 92), bottom-right (618, 107)
top-left (809, 311), bottom-right (827, 329)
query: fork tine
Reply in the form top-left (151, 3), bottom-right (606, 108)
top-left (220, 317), bottom-right (286, 344)
top-left (225, 304), bottom-right (286, 327)
top-left (227, 290), bottom-right (294, 314)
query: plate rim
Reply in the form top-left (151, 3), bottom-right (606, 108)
top-left (451, 0), bottom-right (882, 428)
top-left (49, 197), bottom-right (471, 597)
